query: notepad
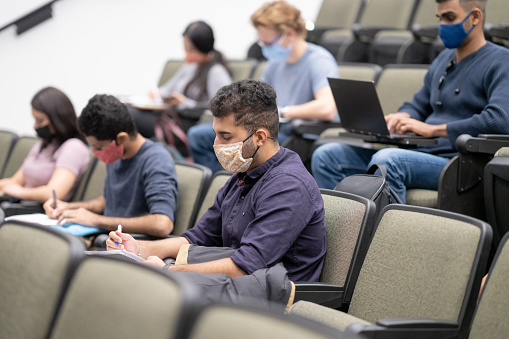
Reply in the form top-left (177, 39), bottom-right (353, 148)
top-left (5, 213), bottom-right (105, 236)
top-left (84, 250), bottom-right (146, 262)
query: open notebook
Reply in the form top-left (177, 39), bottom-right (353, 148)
top-left (84, 250), bottom-right (146, 262)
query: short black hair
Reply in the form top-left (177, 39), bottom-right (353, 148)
top-left (436, 0), bottom-right (486, 16)
top-left (78, 94), bottom-right (137, 141)
top-left (209, 79), bottom-right (279, 139)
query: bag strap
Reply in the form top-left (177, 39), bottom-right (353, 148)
top-left (367, 163), bottom-right (388, 178)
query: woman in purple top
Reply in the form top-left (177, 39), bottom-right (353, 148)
top-left (0, 87), bottom-right (90, 203)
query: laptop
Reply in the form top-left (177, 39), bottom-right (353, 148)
top-left (328, 78), bottom-right (437, 146)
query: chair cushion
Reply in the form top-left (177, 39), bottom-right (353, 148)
top-left (288, 300), bottom-right (370, 332)
top-left (406, 189), bottom-right (438, 208)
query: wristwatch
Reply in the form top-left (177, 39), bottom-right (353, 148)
top-left (279, 106), bottom-right (289, 118)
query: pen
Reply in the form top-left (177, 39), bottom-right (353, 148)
top-left (52, 189), bottom-right (57, 209)
top-left (116, 224), bottom-right (123, 246)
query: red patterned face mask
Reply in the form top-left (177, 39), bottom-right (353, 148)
top-left (93, 140), bottom-right (124, 164)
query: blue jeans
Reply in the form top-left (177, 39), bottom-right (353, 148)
top-left (188, 124), bottom-right (223, 173)
top-left (188, 122), bottom-right (292, 173)
top-left (311, 143), bottom-right (450, 203)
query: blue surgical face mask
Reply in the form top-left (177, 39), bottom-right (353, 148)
top-left (439, 11), bottom-right (475, 49)
top-left (261, 41), bottom-right (291, 62)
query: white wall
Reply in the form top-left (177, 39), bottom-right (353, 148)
top-left (0, 0), bottom-right (321, 137)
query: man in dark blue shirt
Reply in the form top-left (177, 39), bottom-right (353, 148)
top-left (108, 80), bottom-right (326, 282)
top-left (312, 0), bottom-right (509, 201)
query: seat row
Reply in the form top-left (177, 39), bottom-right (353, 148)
top-left (0, 130), bottom-right (233, 237)
top-left (311, 0), bottom-right (509, 65)
top-left (3, 188), bottom-right (509, 338)
top-left (0, 220), bottom-right (362, 339)
top-left (291, 189), bottom-right (509, 338)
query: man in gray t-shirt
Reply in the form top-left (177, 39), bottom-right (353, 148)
top-left (188, 0), bottom-right (338, 173)
top-left (44, 94), bottom-right (177, 238)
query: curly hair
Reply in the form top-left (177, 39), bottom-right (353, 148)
top-left (209, 79), bottom-right (279, 139)
top-left (78, 94), bottom-right (137, 141)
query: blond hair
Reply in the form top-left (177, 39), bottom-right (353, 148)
top-left (250, 0), bottom-right (307, 37)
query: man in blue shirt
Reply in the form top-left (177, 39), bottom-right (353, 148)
top-left (188, 0), bottom-right (338, 173)
top-left (312, 0), bottom-right (509, 202)
top-left (108, 80), bottom-right (326, 283)
top-left (43, 94), bottom-right (178, 237)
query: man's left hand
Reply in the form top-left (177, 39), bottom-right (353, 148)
top-left (58, 207), bottom-right (100, 226)
top-left (392, 117), bottom-right (437, 137)
top-left (143, 256), bottom-right (166, 269)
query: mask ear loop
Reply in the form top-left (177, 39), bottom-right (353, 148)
top-left (244, 133), bottom-right (275, 159)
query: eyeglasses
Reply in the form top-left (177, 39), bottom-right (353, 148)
top-left (257, 34), bottom-right (284, 48)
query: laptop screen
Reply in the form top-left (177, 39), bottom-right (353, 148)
top-left (328, 77), bottom-right (391, 137)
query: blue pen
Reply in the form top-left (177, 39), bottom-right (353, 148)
top-left (116, 224), bottom-right (123, 246)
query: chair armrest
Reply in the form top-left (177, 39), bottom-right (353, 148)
top-left (456, 134), bottom-right (509, 155)
top-left (345, 319), bottom-right (459, 339)
top-left (290, 119), bottom-right (342, 137)
top-left (293, 282), bottom-right (344, 309)
top-left (376, 319), bottom-right (458, 329)
top-left (0, 200), bottom-right (44, 217)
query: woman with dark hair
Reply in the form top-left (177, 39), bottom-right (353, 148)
top-left (131, 20), bottom-right (232, 136)
top-left (0, 87), bottom-right (90, 203)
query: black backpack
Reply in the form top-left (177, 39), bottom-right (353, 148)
top-left (334, 164), bottom-right (402, 219)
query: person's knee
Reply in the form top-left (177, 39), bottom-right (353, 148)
top-left (188, 124), bottom-right (213, 148)
top-left (370, 148), bottom-right (403, 169)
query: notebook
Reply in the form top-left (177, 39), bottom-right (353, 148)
top-left (5, 213), bottom-right (105, 236)
top-left (328, 78), bottom-right (437, 146)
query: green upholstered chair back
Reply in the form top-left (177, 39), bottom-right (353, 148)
top-left (2, 136), bottom-right (38, 178)
top-left (70, 154), bottom-right (96, 202)
top-left (494, 147), bottom-right (509, 157)
top-left (229, 59), bottom-right (256, 82)
top-left (338, 62), bottom-right (382, 83)
top-left (358, 0), bottom-right (416, 30)
top-left (0, 221), bottom-right (85, 338)
top-left (195, 171), bottom-right (232, 224)
top-left (376, 65), bottom-right (428, 115)
top-left (314, 0), bottom-right (364, 30)
top-left (250, 60), bottom-right (267, 81)
top-left (174, 162), bottom-right (211, 235)
top-left (158, 59), bottom-right (185, 87)
top-left (412, 0), bottom-right (440, 28)
top-left (485, 0), bottom-right (509, 27)
top-left (0, 130), bottom-right (17, 177)
top-left (349, 205), bottom-right (490, 330)
top-left (469, 232), bottom-right (509, 339)
top-left (187, 304), bottom-right (342, 339)
top-left (49, 256), bottom-right (194, 339)
top-left (78, 157), bottom-right (106, 202)
top-left (319, 189), bottom-right (376, 295)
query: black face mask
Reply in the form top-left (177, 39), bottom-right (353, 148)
top-left (35, 125), bottom-right (53, 139)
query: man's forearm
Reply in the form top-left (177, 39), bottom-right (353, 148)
top-left (169, 257), bottom-right (247, 277)
top-left (432, 124), bottom-right (448, 138)
top-left (68, 196), bottom-right (105, 214)
top-left (96, 214), bottom-right (173, 237)
top-left (139, 236), bottom-right (190, 259)
top-left (284, 99), bottom-right (336, 121)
